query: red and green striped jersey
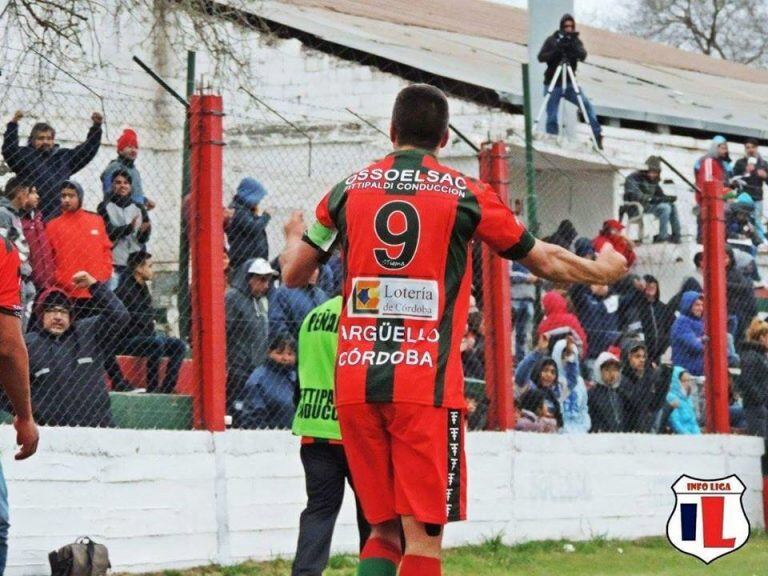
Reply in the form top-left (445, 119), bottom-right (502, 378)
top-left (305, 148), bottom-right (534, 409)
top-left (0, 238), bottom-right (22, 318)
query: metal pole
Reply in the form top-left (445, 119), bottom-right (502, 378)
top-left (660, 155), bottom-right (701, 196)
top-left (189, 92), bottom-right (227, 432)
top-left (522, 64), bottom-right (539, 235)
top-left (449, 123), bottom-right (480, 152)
top-left (700, 159), bottom-right (730, 434)
top-left (178, 51), bottom-right (195, 343)
top-left (565, 64), bottom-right (599, 149)
top-left (479, 142), bottom-right (515, 430)
top-left (132, 56), bottom-right (189, 107)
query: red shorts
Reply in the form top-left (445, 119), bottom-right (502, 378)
top-left (337, 402), bottom-right (467, 526)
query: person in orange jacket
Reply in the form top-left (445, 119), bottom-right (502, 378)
top-left (46, 180), bottom-right (112, 317)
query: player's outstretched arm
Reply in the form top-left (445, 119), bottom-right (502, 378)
top-left (520, 238), bottom-right (627, 286)
top-left (0, 314), bottom-right (39, 460)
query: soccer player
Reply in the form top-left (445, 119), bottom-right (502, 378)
top-left (0, 237), bottom-right (40, 572)
top-left (281, 84), bottom-right (627, 576)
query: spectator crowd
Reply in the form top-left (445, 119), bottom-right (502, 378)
top-left (2, 110), bottom-right (766, 442)
top-left (509, 135), bottom-right (768, 441)
top-left (0, 111), bottom-right (184, 427)
top-left (0, 109), bottom-right (344, 430)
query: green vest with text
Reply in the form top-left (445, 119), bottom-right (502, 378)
top-left (292, 295), bottom-right (342, 440)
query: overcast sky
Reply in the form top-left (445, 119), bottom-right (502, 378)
top-left (488, 0), bottom-right (630, 28)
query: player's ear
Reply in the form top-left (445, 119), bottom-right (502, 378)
top-left (390, 123), bottom-right (398, 146)
top-left (439, 129), bottom-right (449, 149)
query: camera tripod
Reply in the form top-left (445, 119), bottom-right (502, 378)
top-left (533, 59), bottom-right (599, 149)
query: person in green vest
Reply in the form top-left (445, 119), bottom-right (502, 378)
top-left (291, 295), bottom-right (370, 576)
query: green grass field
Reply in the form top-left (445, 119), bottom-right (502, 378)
top-left (148, 532), bottom-right (768, 576)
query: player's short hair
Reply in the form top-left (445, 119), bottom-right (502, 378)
top-left (391, 84), bottom-right (449, 150)
top-left (745, 137), bottom-right (760, 147)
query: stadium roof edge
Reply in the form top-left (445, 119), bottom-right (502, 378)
top-left (218, 0), bottom-right (768, 138)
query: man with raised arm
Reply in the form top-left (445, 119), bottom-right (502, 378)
top-left (281, 84), bottom-right (626, 576)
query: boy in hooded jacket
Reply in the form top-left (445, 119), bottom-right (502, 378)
top-left (666, 367), bottom-right (701, 435)
top-left (670, 291), bottom-right (705, 377)
top-left (515, 333), bottom-right (564, 429)
top-left (588, 350), bottom-right (625, 433)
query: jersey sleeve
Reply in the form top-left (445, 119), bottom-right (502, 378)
top-left (473, 183), bottom-right (535, 260)
top-left (303, 188), bottom-right (341, 256)
top-left (0, 240), bottom-right (22, 318)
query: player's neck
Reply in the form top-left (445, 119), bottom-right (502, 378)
top-left (393, 144), bottom-right (439, 156)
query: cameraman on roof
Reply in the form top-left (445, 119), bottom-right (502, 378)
top-left (538, 14), bottom-right (603, 149)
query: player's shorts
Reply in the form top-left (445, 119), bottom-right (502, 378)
top-left (337, 402), bottom-right (467, 526)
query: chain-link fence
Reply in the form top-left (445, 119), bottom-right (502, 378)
top-left (0, 49), bottom-right (194, 429)
top-left (509, 118), bottom-right (765, 438)
top-left (0, 47), bottom-right (499, 432)
top-left (222, 106), bottom-right (379, 429)
top-left (5, 44), bottom-right (761, 437)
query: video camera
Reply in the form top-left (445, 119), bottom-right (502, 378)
top-left (557, 31), bottom-right (579, 58)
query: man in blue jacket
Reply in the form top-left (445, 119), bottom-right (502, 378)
top-left (2, 110), bottom-right (103, 220)
top-left (227, 177), bottom-right (271, 270)
top-left (25, 271), bottom-right (128, 427)
top-left (269, 267), bottom-right (328, 341)
top-left (671, 291), bottom-right (705, 377)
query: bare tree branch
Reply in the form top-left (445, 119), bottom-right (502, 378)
top-left (1, 0), bottom-right (274, 88)
top-left (615, 0), bottom-right (768, 67)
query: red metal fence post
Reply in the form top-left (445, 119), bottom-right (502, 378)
top-left (479, 141), bottom-right (515, 430)
top-left (701, 159), bottom-right (730, 434)
top-left (189, 93), bottom-right (227, 432)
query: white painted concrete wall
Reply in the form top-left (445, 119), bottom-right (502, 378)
top-left (0, 427), bottom-right (762, 575)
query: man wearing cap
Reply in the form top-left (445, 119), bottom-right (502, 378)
top-left (47, 180), bottom-right (113, 318)
top-left (624, 156), bottom-right (681, 244)
top-left (226, 257), bottom-right (276, 423)
top-left (107, 251), bottom-right (187, 393)
top-left (26, 271), bottom-right (127, 427)
top-left (592, 220), bottom-right (636, 268)
top-left (101, 128), bottom-right (155, 210)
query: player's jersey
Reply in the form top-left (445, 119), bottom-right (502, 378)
top-left (0, 237), bottom-right (22, 318)
top-left (305, 148), bottom-right (534, 408)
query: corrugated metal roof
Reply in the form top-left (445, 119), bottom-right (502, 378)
top-left (282, 0), bottom-right (768, 84)
top-left (250, 0), bottom-right (768, 137)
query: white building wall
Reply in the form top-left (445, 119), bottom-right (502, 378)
top-left (0, 1), bottom-right (731, 275)
top-left (1, 427), bottom-right (763, 575)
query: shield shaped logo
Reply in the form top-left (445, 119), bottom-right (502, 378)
top-left (666, 474), bottom-right (750, 564)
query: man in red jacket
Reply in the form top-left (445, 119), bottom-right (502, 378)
top-left (47, 180), bottom-right (112, 317)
